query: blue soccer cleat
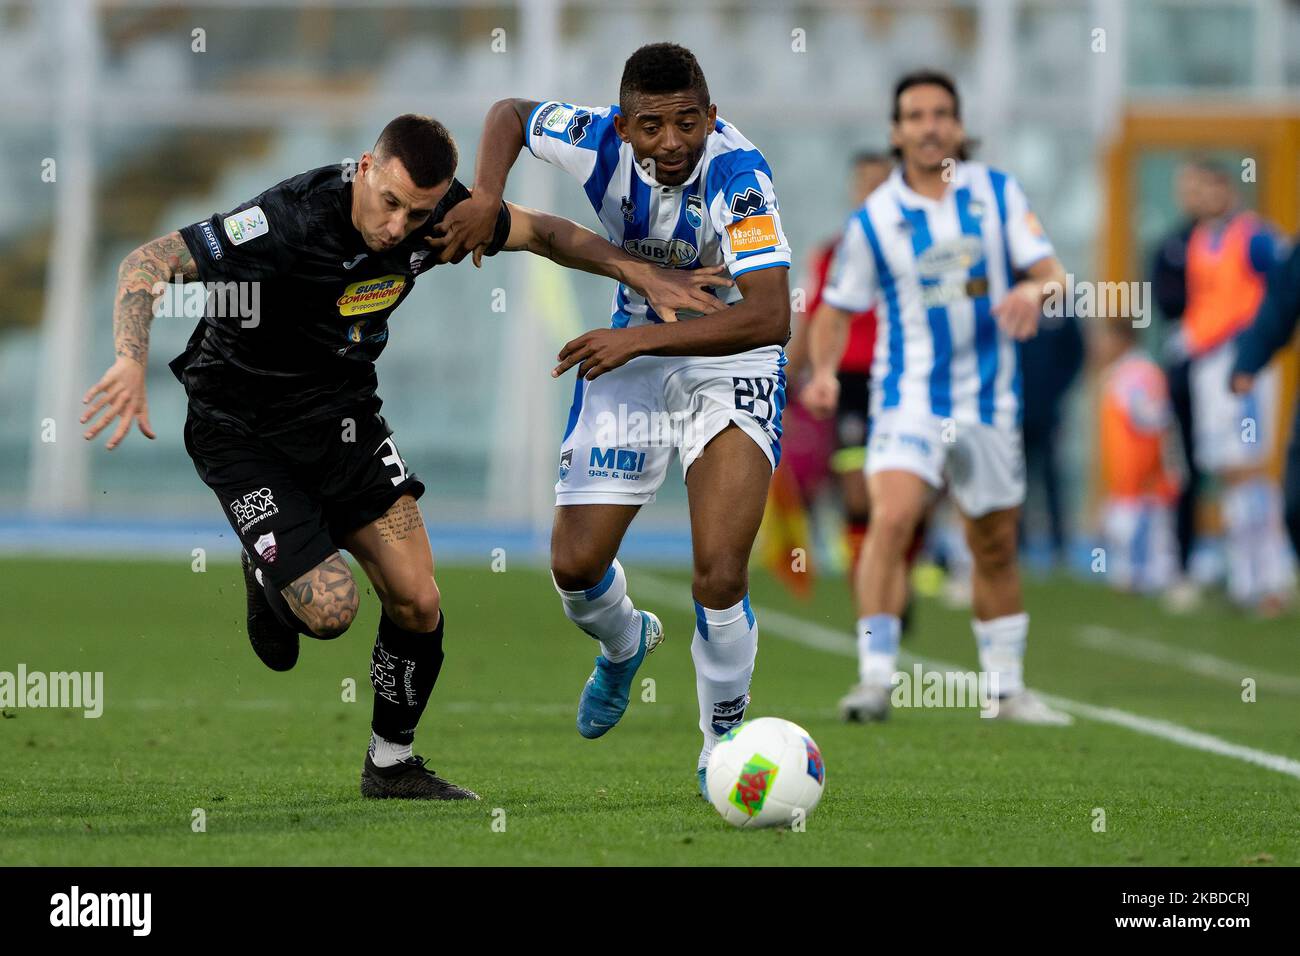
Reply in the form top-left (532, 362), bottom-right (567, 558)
top-left (576, 611), bottom-right (664, 739)
top-left (696, 767), bottom-right (708, 801)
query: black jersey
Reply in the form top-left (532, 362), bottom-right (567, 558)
top-left (169, 164), bottom-right (511, 434)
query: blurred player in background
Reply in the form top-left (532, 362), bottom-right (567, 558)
top-left (802, 69), bottom-right (1071, 724)
top-left (1178, 163), bottom-right (1294, 614)
top-left (1094, 318), bottom-right (1181, 593)
top-left (1233, 239), bottom-right (1300, 565)
top-left (442, 43), bottom-right (790, 796)
top-left (1151, 160), bottom-right (1213, 608)
top-left (785, 151), bottom-right (891, 577)
top-left (79, 114), bottom-right (726, 801)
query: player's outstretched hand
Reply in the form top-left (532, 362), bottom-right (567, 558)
top-left (800, 373), bottom-right (839, 419)
top-left (627, 264), bottom-right (734, 322)
top-left (553, 328), bottom-right (643, 381)
top-left (81, 356), bottom-right (156, 450)
top-left (427, 190), bottom-right (501, 267)
top-left (991, 283), bottom-right (1041, 341)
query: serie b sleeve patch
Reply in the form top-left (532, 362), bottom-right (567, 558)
top-left (726, 214), bottom-right (779, 254)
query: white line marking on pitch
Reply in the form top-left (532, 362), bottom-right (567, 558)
top-left (635, 574), bottom-right (1300, 782)
top-left (1075, 625), bottom-right (1300, 695)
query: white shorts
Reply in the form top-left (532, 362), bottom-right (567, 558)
top-left (865, 407), bottom-right (1025, 518)
top-left (1191, 339), bottom-right (1278, 472)
top-left (1101, 497), bottom-right (1177, 593)
top-left (554, 346), bottom-right (785, 506)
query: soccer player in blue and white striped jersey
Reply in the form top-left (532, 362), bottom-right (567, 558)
top-left (802, 70), bottom-right (1072, 725)
top-left (440, 44), bottom-right (792, 795)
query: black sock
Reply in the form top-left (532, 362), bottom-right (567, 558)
top-left (370, 609), bottom-right (445, 746)
top-left (262, 577), bottom-right (317, 638)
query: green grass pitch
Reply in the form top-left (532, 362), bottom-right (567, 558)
top-left (1, 555), bottom-right (1296, 866)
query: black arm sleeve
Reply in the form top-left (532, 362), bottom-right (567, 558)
top-left (177, 184), bottom-right (301, 283)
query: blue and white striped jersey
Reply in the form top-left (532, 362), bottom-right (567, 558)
top-left (525, 101), bottom-right (791, 329)
top-left (822, 162), bottom-right (1055, 430)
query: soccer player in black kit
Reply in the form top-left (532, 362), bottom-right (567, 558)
top-left (80, 114), bottom-right (729, 800)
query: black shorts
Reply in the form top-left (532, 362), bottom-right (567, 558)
top-left (184, 407), bottom-right (425, 589)
top-left (833, 371), bottom-right (872, 472)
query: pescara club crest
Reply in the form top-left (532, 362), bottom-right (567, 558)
top-left (685, 194), bottom-right (703, 229)
top-left (558, 448), bottom-right (573, 480)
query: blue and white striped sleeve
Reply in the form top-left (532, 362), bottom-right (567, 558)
top-left (524, 102), bottom-right (617, 191)
top-left (706, 152), bottom-right (791, 279)
top-left (820, 213), bottom-right (878, 312)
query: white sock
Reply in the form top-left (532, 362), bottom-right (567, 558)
top-left (691, 597), bottom-right (758, 770)
top-left (858, 614), bottom-right (900, 687)
top-left (553, 560), bottom-right (642, 663)
top-left (1223, 479), bottom-right (1296, 602)
top-left (368, 731), bottom-right (412, 768)
top-left (973, 612), bottom-right (1028, 698)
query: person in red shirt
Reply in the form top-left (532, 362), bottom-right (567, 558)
top-left (785, 151), bottom-right (891, 574)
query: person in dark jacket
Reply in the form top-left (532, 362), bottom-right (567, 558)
top-left (1231, 238), bottom-right (1300, 558)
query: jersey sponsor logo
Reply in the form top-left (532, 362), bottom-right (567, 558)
top-left (588, 446), bottom-right (646, 480)
top-left (685, 194), bottom-right (704, 229)
top-left (198, 221), bottom-right (224, 260)
top-left (917, 237), bottom-right (984, 277)
top-left (337, 274), bottom-right (406, 316)
top-left (726, 214), bottom-right (779, 254)
top-left (223, 205), bottom-right (269, 245)
top-left (729, 186), bottom-right (767, 219)
top-left (623, 236), bottom-right (698, 266)
top-left (230, 487), bottom-right (278, 532)
top-left (253, 531), bottom-right (278, 564)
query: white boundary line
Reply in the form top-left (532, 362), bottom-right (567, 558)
top-left (1074, 625), bottom-right (1300, 695)
top-left (635, 574), bottom-right (1300, 782)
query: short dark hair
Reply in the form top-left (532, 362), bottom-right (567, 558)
top-left (372, 113), bottom-right (458, 189)
top-left (619, 43), bottom-right (710, 113)
top-left (890, 69), bottom-right (971, 161)
top-left (852, 150), bottom-right (893, 167)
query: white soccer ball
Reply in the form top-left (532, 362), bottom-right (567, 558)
top-left (706, 717), bottom-right (826, 828)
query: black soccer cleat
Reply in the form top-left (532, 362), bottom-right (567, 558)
top-left (241, 549), bottom-right (299, 672)
top-left (360, 753), bottom-right (481, 801)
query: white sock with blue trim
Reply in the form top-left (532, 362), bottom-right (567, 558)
top-left (553, 559), bottom-right (642, 663)
top-left (691, 596), bottom-right (759, 770)
top-left (857, 614), bottom-right (900, 687)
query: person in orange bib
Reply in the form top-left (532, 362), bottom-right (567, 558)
top-left (1094, 320), bottom-right (1180, 593)
top-left (1180, 163), bottom-right (1293, 613)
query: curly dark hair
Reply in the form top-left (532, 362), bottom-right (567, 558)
top-left (619, 43), bottom-right (710, 113)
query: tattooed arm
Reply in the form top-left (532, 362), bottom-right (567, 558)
top-left (82, 232), bottom-right (198, 449)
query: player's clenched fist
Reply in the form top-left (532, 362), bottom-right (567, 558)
top-left (553, 328), bottom-right (645, 381)
top-left (81, 356), bottom-right (156, 450)
top-left (799, 372), bottom-right (840, 419)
